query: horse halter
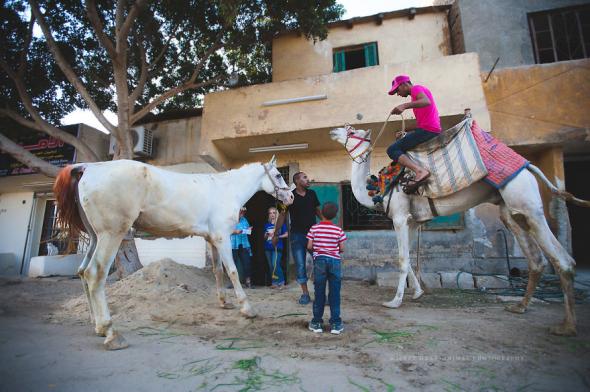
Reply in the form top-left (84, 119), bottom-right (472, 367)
top-left (344, 124), bottom-right (372, 163)
top-left (262, 163), bottom-right (293, 193)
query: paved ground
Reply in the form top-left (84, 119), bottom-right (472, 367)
top-left (1, 274), bottom-right (589, 392)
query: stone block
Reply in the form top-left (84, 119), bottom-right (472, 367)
top-left (420, 272), bottom-right (442, 289)
top-left (473, 275), bottom-right (511, 289)
top-left (440, 271), bottom-right (474, 289)
top-left (28, 254), bottom-right (84, 277)
top-left (376, 271), bottom-right (406, 288)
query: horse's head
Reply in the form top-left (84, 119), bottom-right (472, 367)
top-left (330, 126), bottom-right (372, 161)
top-left (261, 156), bottom-right (295, 206)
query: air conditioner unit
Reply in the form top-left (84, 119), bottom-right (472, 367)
top-left (108, 126), bottom-right (153, 157)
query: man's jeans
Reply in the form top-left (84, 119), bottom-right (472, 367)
top-left (290, 232), bottom-right (309, 284)
top-left (312, 256), bottom-right (342, 325)
top-left (232, 246), bottom-right (251, 283)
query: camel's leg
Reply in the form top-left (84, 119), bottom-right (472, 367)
top-left (501, 172), bottom-right (576, 336)
top-left (383, 215), bottom-right (412, 309)
top-left (499, 203), bottom-right (547, 314)
top-left (403, 223), bottom-right (424, 300)
top-left (209, 241), bottom-right (234, 309)
top-left (214, 237), bottom-right (255, 318)
top-left (84, 231), bottom-right (129, 350)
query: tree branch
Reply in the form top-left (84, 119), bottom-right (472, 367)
top-left (129, 37), bottom-right (148, 105)
top-left (85, 0), bottom-right (117, 60)
top-left (117, 0), bottom-right (145, 51)
top-left (188, 35), bottom-right (224, 84)
top-left (0, 132), bottom-right (60, 177)
top-left (0, 58), bottom-right (100, 162)
top-left (131, 75), bottom-right (225, 123)
top-left (28, 0), bottom-right (117, 135)
top-left (18, 14), bottom-right (36, 77)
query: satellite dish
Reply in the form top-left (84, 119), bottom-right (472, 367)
top-left (356, 113), bottom-right (363, 120)
top-left (228, 72), bottom-right (239, 87)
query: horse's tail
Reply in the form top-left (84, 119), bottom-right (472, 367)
top-left (527, 164), bottom-right (590, 208)
top-left (53, 164), bottom-right (87, 240)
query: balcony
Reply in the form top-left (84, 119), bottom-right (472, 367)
top-left (200, 53), bottom-right (490, 164)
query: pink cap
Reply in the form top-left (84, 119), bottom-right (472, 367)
top-left (388, 75), bottom-right (410, 95)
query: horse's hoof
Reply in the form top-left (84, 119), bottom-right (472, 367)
top-left (382, 300), bottom-right (402, 309)
top-left (220, 302), bottom-right (235, 309)
top-left (240, 305), bottom-right (257, 319)
top-left (104, 331), bottom-right (129, 350)
top-left (412, 289), bottom-right (424, 300)
top-left (549, 323), bottom-right (577, 337)
top-left (505, 303), bottom-right (526, 314)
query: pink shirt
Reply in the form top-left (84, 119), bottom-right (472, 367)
top-left (307, 221), bottom-right (347, 260)
top-left (411, 85), bottom-right (441, 133)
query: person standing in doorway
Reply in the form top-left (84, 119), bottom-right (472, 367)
top-left (231, 207), bottom-right (253, 288)
top-left (264, 207), bottom-right (287, 288)
top-left (272, 172), bottom-right (322, 305)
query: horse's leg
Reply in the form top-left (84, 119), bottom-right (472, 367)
top-left (383, 213), bottom-right (412, 309)
top-left (499, 203), bottom-right (547, 314)
top-left (209, 241), bottom-right (234, 309)
top-left (501, 172), bottom-right (576, 336)
top-left (77, 203), bottom-right (97, 323)
top-left (84, 231), bottom-right (129, 350)
top-left (215, 237), bottom-right (255, 318)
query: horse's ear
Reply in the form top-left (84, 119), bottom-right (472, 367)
top-left (268, 155), bottom-right (277, 166)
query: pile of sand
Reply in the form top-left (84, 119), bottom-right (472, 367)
top-left (59, 259), bottom-right (222, 326)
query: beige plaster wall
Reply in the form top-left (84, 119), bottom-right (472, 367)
top-left (272, 12), bottom-right (451, 82)
top-left (143, 117), bottom-right (203, 166)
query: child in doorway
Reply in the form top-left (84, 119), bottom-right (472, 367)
top-left (264, 207), bottom-right (288, 288)
top-left (306, 202), bottom-right (347, 335)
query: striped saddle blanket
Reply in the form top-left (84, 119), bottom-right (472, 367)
top-left (406, 118), bottom-right (529, 198)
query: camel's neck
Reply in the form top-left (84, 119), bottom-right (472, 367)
top-left (350, 153), bottom-right (377, 209)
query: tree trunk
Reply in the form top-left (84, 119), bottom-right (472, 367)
top-left (112, 231), bottom-right (143, 279)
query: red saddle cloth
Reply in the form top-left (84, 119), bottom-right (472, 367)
top-left (471, 120), bottom-right (529, 188)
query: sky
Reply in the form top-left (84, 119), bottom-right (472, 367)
top-left (61, 0), bottom-right (435, 133)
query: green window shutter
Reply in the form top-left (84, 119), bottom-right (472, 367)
top-left (333, 50), bottom-right (345, 72)
top-left (363, 42), bottom-right (378, 66)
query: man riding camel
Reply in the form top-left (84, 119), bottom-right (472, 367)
top-left (387, 75), bottom-right (441, 193)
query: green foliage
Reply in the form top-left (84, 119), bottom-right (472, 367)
top-left (1, 0), bottom-right (344, 126)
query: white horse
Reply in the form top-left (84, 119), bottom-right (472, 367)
top-left (330, 126), bottom-right (589, 336)
top-left (54, 157), bottom-right (294, 350)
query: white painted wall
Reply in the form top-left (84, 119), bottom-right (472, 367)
top-left (0, 192), bottom-right (34, 274)
top-left (135, 236), bottom-right (207, 268)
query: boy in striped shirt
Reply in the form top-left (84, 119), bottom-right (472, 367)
top-left (306, 202), bottom-right (347, 334)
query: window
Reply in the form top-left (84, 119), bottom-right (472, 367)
top-left (333, 42), bottom-right (379, 72)
top-left (528, 5), bottom-right (590, 64)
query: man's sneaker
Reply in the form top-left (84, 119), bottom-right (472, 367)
top-left (298, 294), bottom-right (311, 305)
top-left (308, 321), bottom-right (323, 333)
top-left (330, 322), bottom-right (344, 335)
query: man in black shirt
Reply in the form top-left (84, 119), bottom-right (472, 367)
top-left (273, 171), bottom-right (322, 304)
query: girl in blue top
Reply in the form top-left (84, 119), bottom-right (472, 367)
top-left (264, 206), bottom-right (288, 288)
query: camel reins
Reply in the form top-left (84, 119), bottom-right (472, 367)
top-left (344, 114), bottom-right (405, 163)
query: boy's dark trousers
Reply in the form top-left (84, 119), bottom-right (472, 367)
top-left (311, 255), bottom-right (342, 325)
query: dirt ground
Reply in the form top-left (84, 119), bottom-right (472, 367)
top-left (1, 260), bottom-right (589, 392)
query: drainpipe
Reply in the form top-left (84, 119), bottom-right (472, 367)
top-left (19, 195), bottom-right (37, 276)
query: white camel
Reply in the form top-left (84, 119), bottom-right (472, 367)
top-left (53, 157), bottom-right (294, 350)
top-left (330, 126), bottom-right (588, 336)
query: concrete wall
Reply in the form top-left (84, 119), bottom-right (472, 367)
top-left (201, 53), bottom-right (490, 167)
top-left (0, 192), bottom-right (34, 274)
top-left (144, 117), bottom-right (203, 166)
top-left (454, 0), bottom-right (588, 71)
top-left (483, 59), bottom-right (590, 147)
top-left (76, 124), bottom-right (109, 162)
top-left (272, 12), bottom-right (451, 82)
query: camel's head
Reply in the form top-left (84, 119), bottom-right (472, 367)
top-left (261, 156), bottom-right (295, 205)
top-left (330, 126), bottom-right (372, 159)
